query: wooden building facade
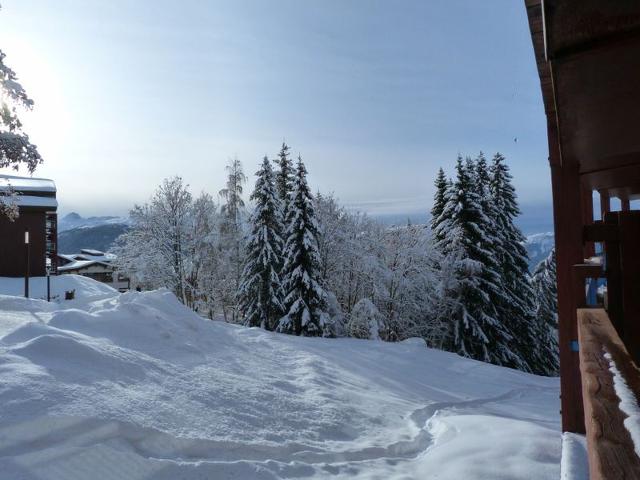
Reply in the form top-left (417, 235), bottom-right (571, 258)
top-left (0, 175), bottom-right (58, 277)
top-left (525, 1), bottom-right (640, 477)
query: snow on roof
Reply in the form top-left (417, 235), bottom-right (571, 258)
top-left (57, 259), bottom-right (113, 272)
top-left (0, 195), bottom-right (58, 209)
top-left (57, 252), bottom-right (116, 271)
top-left (81, 249), bottom-right (106, 256)
top-left (0, 174), bottom-right (56, 193)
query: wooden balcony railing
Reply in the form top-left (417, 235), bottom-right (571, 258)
top-left (577, 308), bottom-right (640, 479)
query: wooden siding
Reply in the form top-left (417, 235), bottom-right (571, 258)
top-left (0, 211), bottom-right (49, 277)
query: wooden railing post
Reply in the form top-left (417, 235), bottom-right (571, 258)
top-left (604, 212), bottom-right (623, 336)
top-left (599, 190), bottom-right (611, 220)
top-left (550, 120), bottom-right (585, 433)
top-left (621, 197), bottom-right (631, 212)
top-left (618, 211), bottom-right (640, 363)
top-left (582, 186), bottom-right (596, 258)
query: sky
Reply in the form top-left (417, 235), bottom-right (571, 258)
top-left (0, 0), bottom-right (551, 219)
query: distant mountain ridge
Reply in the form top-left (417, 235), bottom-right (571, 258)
top-left (57, 213), bottom-right (130, 254)
top-left (59, 212), bottom-right (130, 232)
top-left (524, 232), bottom-right (555, 270)
top-left (56, 212), bottom-right (555, 270)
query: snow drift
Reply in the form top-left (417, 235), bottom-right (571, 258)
top-left (0, 275), bottom-right (562, 479)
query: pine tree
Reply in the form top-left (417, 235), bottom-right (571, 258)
top-left (273, 142), bottom-right (293, 213)
top-left (530, 249), bottom-right (559, 375)
top-left (238, 157), bottom-right (285, 330)
top-left (430, 167), bottom-right (448, 243)
top-left (489, 152), bottom-right (539, 373)
top-left (278, 156), bottom-right (327, 336)
top-left (434, 157), bottom-right (523, 367)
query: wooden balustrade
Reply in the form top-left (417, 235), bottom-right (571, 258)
top-left (577, 308), bottom-right (640, 479)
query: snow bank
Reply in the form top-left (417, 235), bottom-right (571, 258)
top-left (560, 432), bottom-right (588, 480)
top-left (0, 277), bottom-right (561, 479)
top-left (0, 274), bottom-right (116, 302)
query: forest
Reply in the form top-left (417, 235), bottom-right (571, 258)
top-left (114, 143), bottom-right (559, 376)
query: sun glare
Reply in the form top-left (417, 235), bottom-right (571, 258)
top-left (2, 39), bottom-right (70, 173)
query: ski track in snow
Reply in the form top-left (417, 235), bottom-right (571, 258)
top-left (0, 275), bottom-right (561, 480)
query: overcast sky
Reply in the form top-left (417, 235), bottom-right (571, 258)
top-left (0, 0), bottom-right (550, 217)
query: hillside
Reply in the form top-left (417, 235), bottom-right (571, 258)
top-left (58, 212), bottom-right (129, 232)
top-left (525, 232), bottom-right (555, 270)
top-left (0, 276), bottom-right (562, 479)
top-left (57, 223), bottom-right (129, 254)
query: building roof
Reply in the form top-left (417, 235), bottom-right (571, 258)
top-left (0, 174), bottom-right (56, 194)
top-left (526, 0), bottom-right (640, 200)
top-left (0, 174), bottom-right (58, 210)
top-left (0, 195), bottom-right (58, 209)
top-left (57, 250), bottom-right (116, 272)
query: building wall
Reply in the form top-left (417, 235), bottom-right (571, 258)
top-left (0, 211), bottom-right (48, 277)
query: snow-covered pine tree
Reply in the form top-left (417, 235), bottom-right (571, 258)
top-left (278, 156), bottom-right (327, 336)
top-left (238, 156), bottom-right (285, 330)
top-left (530, 249), bottom-right (559, 375)
top-left (348, 298), bottom-right (384, 340)
top-left (0, 34), bottom-right (43, 219)
top-left (430, 167), bottom-right (448, 243)
top-left (273, 142), bottom-right (293, 213)
top-left (434, 156), bottom-right (524, 368)
top-left (489, 152), bottom-right (540, 373)
top-left (475, 153), bottom-right (527, 367)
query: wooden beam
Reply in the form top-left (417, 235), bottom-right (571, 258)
top-left (550, 121), bottom-right (586, 433)
top-left (578, 308), bottom-right (640, 480)
top-left (582, 186), bottom-right (596, 257)
top-left (599, 190), bottom-right (611, 220)
top-left (621, 197), bottom-right (631, 211)
top-left (618, 212), bottom-right (640, 362)
top-left (604, 212), bottom-right (623, 334)
top-left (583, 223), bottom-right (619, 243)
top-left (573, 264), bottom-right (605, 308)
top-left (573, 263), bottom-right (604, 279)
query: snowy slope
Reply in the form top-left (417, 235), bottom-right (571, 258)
top-left (0, 276), bottom-right (561, 479)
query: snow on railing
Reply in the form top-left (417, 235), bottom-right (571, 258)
top-left (605, 350), bottom-right (640, 458)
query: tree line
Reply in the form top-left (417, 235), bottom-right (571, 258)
top-left (114, 143), bottom-right (559, 375)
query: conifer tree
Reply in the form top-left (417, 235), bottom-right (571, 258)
top-left (278, 156), bottom-right (327, 336)
top-left (530, 249), bottom-right (559, 375)
top-left (434, 157), bottom-right (523, 367)
top-left (430, 167), bottom-right (448, 243)
top-left (474, 153), bottom-right (497, 224)
top-left (274, 142), bottom-right (293, 213)
top-left (489, 152), bottom-right (539, 372)
top-left (238, 157), bottom-right (285, 330)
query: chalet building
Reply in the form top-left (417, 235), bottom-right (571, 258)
top-left (57, 249), bottom-right (130, 292)
top-left (525, 1), bottom-right (640, 477)
top-left (0, 174), bottom-right (57, 277)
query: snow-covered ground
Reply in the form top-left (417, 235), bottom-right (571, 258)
top-left (0, 276), bottom-right (562, 479)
